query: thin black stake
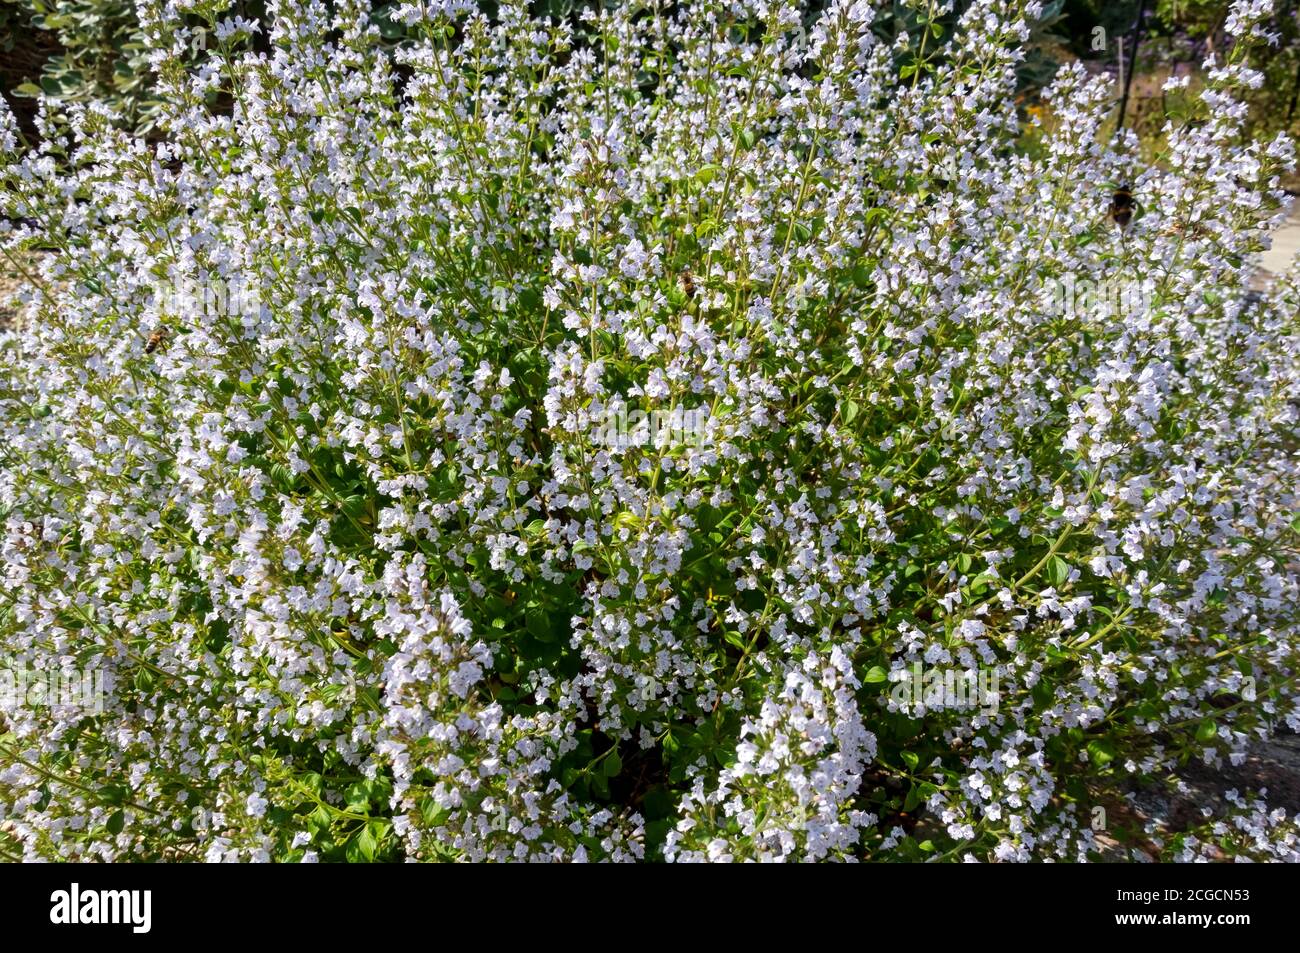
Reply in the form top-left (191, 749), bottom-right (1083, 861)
top-left (1287, 58), bottom-right (1300, 125)
top-left (1116, 0), bottom-right (1149, 132)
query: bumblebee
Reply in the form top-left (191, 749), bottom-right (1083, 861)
top-left (678, 269), bottom-right (696, 299)
top-left (1109, 186), bottom-right (1136, 230)
top-left (144, 327), bottom-right (168, 354)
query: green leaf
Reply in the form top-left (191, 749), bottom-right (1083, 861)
top-left (603, 749), bottom-right (623, 777)
top-left (345, 781), bottom-right (371, 813)
top-left (1196, 719), bottom-right (1218, 743)
top-left (525, 607), bottom-right (555, 643)
top-left (307, 805), bottom-right (332, 833)
top-left (863, 665), bottom-right (888, 683)
top-left (1087, 739), bottom-right (1117, 767)
top-left (348, 819), bottom-right (388, 862)
top-left (1048, 555), bottom-right (1071, 588)
top-left (1032, 680), bottom-right (1054, 707)
top-left (662, 730), bottom-right (680, 758)
top-left (904, 784), bottom-right (921, 811)
top-left (695, 218), bottom-right (718, 239)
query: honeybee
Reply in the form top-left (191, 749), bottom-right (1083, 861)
top-left (144, 327), bottom-right (168, 354)
top-left (1108, 186), bottom-right (1136, 231)
top-left (678, 269), bottom-right (696, 299)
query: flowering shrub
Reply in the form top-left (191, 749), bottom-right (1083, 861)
top-left (1, 0), bottom-right (1298, 863)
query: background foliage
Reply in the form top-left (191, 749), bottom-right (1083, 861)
top-left (12, 1), bottom-right (1298, 138)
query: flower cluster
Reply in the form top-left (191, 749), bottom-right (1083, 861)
top-left (0, 0), bottom-right (1297, 862)
top-left (665, 647), bottom-right (876, 862)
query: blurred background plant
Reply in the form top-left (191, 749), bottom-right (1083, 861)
top-left (0, 0), bottom-right (1094, 140)
top-left (3, 0), bottom-right (1293, 144)
top-left (1, 0), bottom-right (166, 134)
top-left (1064, 0), bottom-right (1300, 143)
top-left (0, 1), bottom-right (603, 138)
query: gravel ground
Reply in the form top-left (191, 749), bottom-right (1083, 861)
top-left (1089, 733), bottom-right (1300, 861)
